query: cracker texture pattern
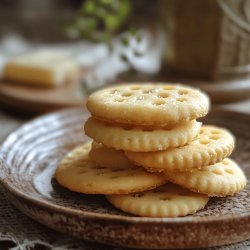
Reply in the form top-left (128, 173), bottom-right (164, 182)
top-left (85, 117), bottom-right (201, 152)
top-left (87, 84), bottom-right (210, 126)
top-left (107, 183), bottom-right (209, 217)
top-left (55, 143), bottom-right (167, 195)
top-left (126, 126), bottom-right (235, 172)
top-left (164, 158), bottom-right (247, 197)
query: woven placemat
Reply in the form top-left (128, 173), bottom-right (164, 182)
top-left (0, 109), bottom-right (249, 250)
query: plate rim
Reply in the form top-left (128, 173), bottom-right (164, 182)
top-left (0, 107), bottom-right (250, 225)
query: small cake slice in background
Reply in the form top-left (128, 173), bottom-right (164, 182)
top-left (3, 50), bottom-right (79, 87)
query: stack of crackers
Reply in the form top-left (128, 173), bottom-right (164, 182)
top-left (56, 84), bottom-right (247, 217)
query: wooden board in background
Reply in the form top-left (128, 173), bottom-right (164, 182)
top-left (0, 80), bottom-right (85, 115)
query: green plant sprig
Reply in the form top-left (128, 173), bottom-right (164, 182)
top-left (66, 0), bottom-right (131, 49)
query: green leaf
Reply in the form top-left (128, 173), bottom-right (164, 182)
top-left (100, 0), bottom-right (112, 5)
top-left (84, 1), bottom-right (96, 14)
top-left (104, 14), bottom-right (120, 30)
top-left (117, 0), bottom-right (131, 23)
top-left (86, 17), bottom-right (98, 30)
top-left (96, 8), bottom-right (106, 18)
top-left (75, 18), bottom-right (87, 31)
top-left (65, 0), bottom-right (133, 46)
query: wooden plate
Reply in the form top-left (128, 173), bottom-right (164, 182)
top-left (0, 80), bottom-right (85, 115)
top-left (0, 108), bottom-right (249, 249)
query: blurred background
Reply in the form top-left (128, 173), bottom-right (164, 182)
top-left (1, 0), bottom-right (250, 115)
top-left (0, 0), bottom-right (157, 42)
top-left (1, 2), bottom-right (250, 249)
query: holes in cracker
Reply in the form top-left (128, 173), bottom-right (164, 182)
top-left (225, 168), bottom-right (234, 175)
top-left (199, 138), bottom-right (211, 145)
top-left (209, 135), bottom-right (221, 140)
top-left (153, 99), bottom-right (166, 106)
top-left (211, 130), bottom-right (221, 135)
top-left (176, 97), bottom-right (187, 102)
top-left (158, 93), bottom-right (170, 98)
top-left (178, 89), bottom-right (189, 95)
top-left (221, 159), bottom-right (229, 165)
top-left (163, 86), bottom-right (174, 90)
top-left (122, 92), bottom-right (133, 97)
top-left (130, 86), bottom-right (141, 90)
top-left (212, 169), bottom-right (224, 175)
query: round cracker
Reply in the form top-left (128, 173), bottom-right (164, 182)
top-left (107, 183), bottom-right (209, 217)
top-left (85, 117), bottom-right (201, 152)
top-left (164, 158), bottom-right (247, 197)
top-left (126, 125), bottom-right (235, 172)
top-left (55, 143), bottom-right (167, 195)
top-left (86, 84), bottom-right (210, 126)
